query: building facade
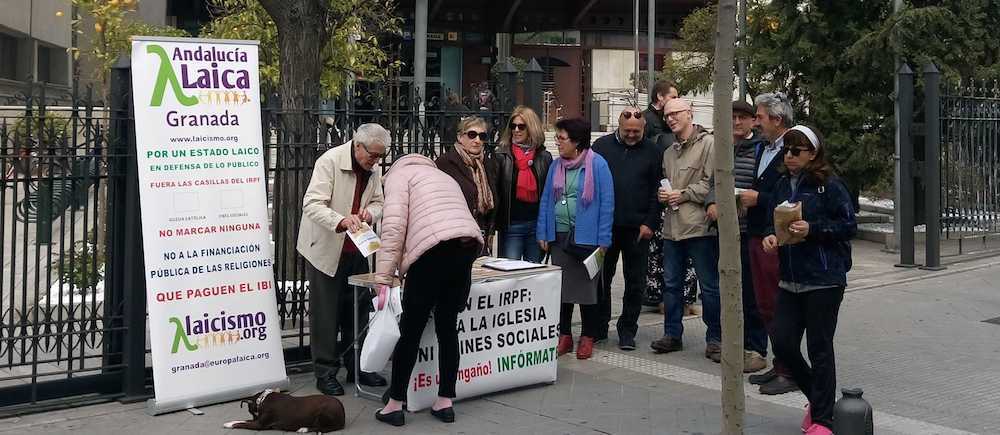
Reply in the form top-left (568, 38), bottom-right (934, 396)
top-left (0, 0), bottom-right (74, 99)
top-left (393, 0), bottom-right (706, 129)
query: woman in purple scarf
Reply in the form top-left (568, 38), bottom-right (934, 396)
top-left (536, 118), bottom-right (615, 360)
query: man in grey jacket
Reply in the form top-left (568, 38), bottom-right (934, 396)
top-left (297, 124), bottom-right (389, 395)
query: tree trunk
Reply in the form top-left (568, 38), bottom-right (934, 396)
top-left (258, 0), bottom-right (329, 283)
top-left (712, 0), bottom-right (744, 434)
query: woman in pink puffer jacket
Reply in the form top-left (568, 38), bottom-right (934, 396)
top-left (374, 154), bottom-right (483, 427)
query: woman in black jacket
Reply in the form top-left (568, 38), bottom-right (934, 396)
top-left (494, 106), bottom-right (553, 262)
top-left (762, 125), bottom-right (856, 435)
top-left (436, 115), bottom-right (498, 254)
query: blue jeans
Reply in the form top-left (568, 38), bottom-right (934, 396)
top-left (662, 236), bottom-right (721, 344)
top-left (500, 220), bottom-right (543, 263)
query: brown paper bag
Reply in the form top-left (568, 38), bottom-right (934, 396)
top-left (774, 201), bottom-right (805, 245)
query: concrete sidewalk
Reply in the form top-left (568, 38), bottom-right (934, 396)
top-left (0, 357), bottom-right (807, 435)
top-left (2, 240), bottom-right (999, 434)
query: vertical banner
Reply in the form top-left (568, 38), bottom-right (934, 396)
top-left (406, 272), bottom-right (560, 411)
top-left (130, 37), bottom-right (287, 414)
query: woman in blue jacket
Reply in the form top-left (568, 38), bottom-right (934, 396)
top-left (762, 125), bottom-right (856, 435)
top-left (537, 117), bottom-right (614, 360)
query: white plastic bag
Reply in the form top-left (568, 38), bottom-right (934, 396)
top-left (360, 286), bottom-right (401, 373)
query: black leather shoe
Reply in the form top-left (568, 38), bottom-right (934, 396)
top-left (430, 406), bottom-right (455, 423)
top-left (375, 408), bottom-right (405, 427)
top-left (759, 375), bottom-right (799, 395)
top-left (347, 371), bottom-right (388, 387)
top-left (316, 376), bottom-right (345, 396)
top-left (748, 367), bottom-right (778, 385)
top-left (650, 336), bottom-right (683, 353)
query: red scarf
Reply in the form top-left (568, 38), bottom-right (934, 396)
top-left (512, 145), bottom-right (538, 203)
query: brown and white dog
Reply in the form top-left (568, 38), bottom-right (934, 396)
top-left (223, 389), bottom-right (346, 433)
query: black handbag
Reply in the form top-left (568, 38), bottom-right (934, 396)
top-left (559, 228), bottom-right (598, 262)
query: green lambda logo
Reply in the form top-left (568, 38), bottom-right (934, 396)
top-left (169, 317), bottom-right (199, 353)
top-left (147, 44), bottom-right (199, 107)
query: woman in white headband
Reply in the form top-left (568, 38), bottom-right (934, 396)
top-left (761, 125), bottom-right (857, 435)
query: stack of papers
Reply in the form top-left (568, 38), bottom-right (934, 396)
top-left (481, 259), bottom-right (546, 271)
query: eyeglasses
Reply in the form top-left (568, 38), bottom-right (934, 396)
top-left (359, 142), bottom-right (386, 159)
top-left (510, 122), bottom-right (528, 131)
top-left (555, 134), bottom-right (570, 142)
top-left (464, 131), bottom-right (489, 141)
top-left (621, 111), bottom-right (643, 120)
top-left (783, 146), bottom-right (810, 157)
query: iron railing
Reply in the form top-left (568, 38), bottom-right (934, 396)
top-left (940, 79), bottom-right (1000, 254)
top-left (0, 84), bottom-right (126, 409)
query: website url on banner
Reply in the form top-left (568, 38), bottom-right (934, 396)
top-left (169, 135), bottom-right (239, 143)
top-left (170, 351), bottom-right (270, 374)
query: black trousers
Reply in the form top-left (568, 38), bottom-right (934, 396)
top-left (559, 303), bottom-right (601, 338)
top-left (306, 252), bottom-right (370, 380)
top-left (598, 226), bottom-right (650, 339)
top-left (772, 286), bottom-right (845, 429)
top-left (388, 238), bottom-right (479, 401)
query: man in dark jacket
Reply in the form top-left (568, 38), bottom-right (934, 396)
top-left (704, 100), bottom-right (770, 372)
top-left (593, 107), bottom-right (663, 350)
top-left (744, 92), bottom-right (797, 395)
top-left (643, 80), bottom-right (679, 146)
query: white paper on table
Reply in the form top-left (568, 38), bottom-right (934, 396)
top-left (583, 248), bottom-right (604, 279)
top-left (481, 259), bottom-right (546, 271)
top-left (347, 222), bottom-right (381, 257)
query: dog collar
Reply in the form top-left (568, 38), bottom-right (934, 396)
top-left (256, 389), bottom-right (275, 409)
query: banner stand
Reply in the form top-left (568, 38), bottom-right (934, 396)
top-left (130, 36), bottom-right (288, 414)
top-left (146, 377), bottom-right (290, 416)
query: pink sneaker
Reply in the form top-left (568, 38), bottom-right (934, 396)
top-left (801, 404), bottom-right (812, 432)
top-left (804, 423), bottom-right (832, 435)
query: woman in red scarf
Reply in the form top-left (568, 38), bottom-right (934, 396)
top-left (494, 106), bottom-right (553, 262)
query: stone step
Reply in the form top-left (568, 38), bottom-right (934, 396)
top-left (858, 197), bottom-right (894, 215)
top-left (857, 210), bottom-right (892, 224)
top-left (856, 222), bottom-right (926, 245)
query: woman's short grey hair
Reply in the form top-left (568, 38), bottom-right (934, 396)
top-left (353, 123), bottom-right (391, 148)
top-left (754, 92), bottom-right (794, 127)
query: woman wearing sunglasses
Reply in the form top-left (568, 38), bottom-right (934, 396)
top-left (495, 106), bottom-right (553, 262)
top-left (537, 118), bottom-right (614, 360)
top-left (761, 125), bottom-right (857, 435)
top-left (436, 116), bottom-right (499, 254)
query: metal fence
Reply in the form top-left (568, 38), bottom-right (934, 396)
top-left (0, 84), bottom-right (128, 409)
top-left (0, 76), bottom-right (513, 412)
top-left (939, 80), bottom-right (1000, 254)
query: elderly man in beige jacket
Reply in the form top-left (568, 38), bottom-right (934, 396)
top-left (297, 123), bottom-right (390, 396)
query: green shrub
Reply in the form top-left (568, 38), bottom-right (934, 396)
top-left (58, 241), bottom-right (105, 295)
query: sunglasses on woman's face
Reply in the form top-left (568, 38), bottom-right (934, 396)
top-left (465, 131), bottom-right (489, 141)
top-left (510, 122), bottom-right (528, 131)
top-left (783, 146), bottom-right (811, 157)
top-left (621, 111), bottom-right (643, 120)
